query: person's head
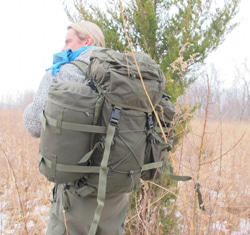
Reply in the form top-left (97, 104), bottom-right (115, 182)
top-left (62, 21), bottom-right (105, 51)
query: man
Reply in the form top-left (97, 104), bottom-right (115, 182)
top-left (23, 21), bottom-right (128, 235)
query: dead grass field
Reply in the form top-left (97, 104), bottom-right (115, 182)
top-left (0, 107), bottom-right (249, 234)
top-left (174, 117), bottom-right (250, 234)
top-left (0, 107), bottom-right (53, 234)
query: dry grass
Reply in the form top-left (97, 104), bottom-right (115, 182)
top-left (0, 107), bottom-right (249, 234)
top-left (174, 118), bottom-right (250, 234)
top-left (0, 107), bottom-right (53, 234)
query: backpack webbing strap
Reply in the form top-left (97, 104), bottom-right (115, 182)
top-left (65, 183), bottom-right (96, 199)
top-left (88, 106), bottom-right (121, 235)
top-left (142, 161), bottom-right (163, 172)
top-left (164, 154), bottom-right (192, 181)
top-left (161, 151), bottom-right (205, 210)
top-left (195, 183), bottom-right (205, 211)
top-left (38, 153), bottom-right (100, 174)
top-left (88, 123), bottom-right (116, 235)
top-left (40, 111), bottom-right (107, 134)
top-left (90, 95), bottom-right (105, 149)
top-left (70, 60), bottom-right (89, 74)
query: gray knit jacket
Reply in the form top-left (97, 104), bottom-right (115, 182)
top-left (23, 47), bottom-right (100, 138)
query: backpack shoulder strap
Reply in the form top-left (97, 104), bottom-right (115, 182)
top-left (70, 60), bottom-right (89, 74)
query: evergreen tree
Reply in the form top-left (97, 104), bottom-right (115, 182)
top-left (63, 0), bottom-right (239, 100)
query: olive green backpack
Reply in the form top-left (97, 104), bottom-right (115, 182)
top-left (39, 48), bottom-right (192, 234)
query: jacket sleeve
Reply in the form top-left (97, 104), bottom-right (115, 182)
top-left (23, 73), bottom-right (52, 138)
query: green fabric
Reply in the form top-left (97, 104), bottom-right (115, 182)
top-left (46, 185), bottom-right (128, 235)
top-left (39, 81), bottom-right (100, 183)
top-left (41, 111), bottom-right (106, 134)
top-left (89, 123), bottom-right (116, 235)
top-left (39, 48), bottom-right (169, 187)
top-left (195, 183), bottom-right (205, 211)
top-left (87, 48), bottom-right (166, 112)
top-left (39, 153), bottom-right (100, 173)
top-left (39, 48), bottom-right (193, 235)
top-left (39, 48), bottom-right (191, 186)
top-left (70, 59), bottom-right (88, 73)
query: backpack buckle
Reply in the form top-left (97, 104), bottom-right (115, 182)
top-left (86, 79), bottom-right (98, 92)
top-left (146, 113), bottom-right (154, 130)
top-left (110, 106), bottom-right (122, 126)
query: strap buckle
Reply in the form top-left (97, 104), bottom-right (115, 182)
top-left (110, 106), bottom-right (122, 126)
top-left (146, 113), bottom-right (154, 130)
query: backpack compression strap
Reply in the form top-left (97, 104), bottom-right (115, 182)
top-left (39, 110), bottom-right (106, 179)
top-left (88, 106), bottom-right (122, 235)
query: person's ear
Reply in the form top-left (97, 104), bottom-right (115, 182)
top-left (84, 35), bottom-right (93, 46)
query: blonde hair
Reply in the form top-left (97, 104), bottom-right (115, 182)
top-left (68, 21), bottom-right (105, 47)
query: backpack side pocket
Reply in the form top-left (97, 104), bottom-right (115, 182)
top-left (141, 132), bottom-right (169, 181)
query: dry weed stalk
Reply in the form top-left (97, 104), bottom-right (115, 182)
top-left (173, 75), bottom-right (249, 234)
top-left (171, 42), bottom-right (200, 78)
top-left (62, 208), bottom-right (70, 235)
top-left (0, 107), bottom-right (51, 234)
top-left (1, 139), bottom-right (28, 234)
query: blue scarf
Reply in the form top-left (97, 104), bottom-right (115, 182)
top-left (46, 46), bottom-right (93, 76)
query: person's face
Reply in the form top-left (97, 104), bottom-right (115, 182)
top-left (62, 28), bottom-right (91, 51)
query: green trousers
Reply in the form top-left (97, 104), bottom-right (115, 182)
top-left (46, 184), bottom-right (129, 235)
